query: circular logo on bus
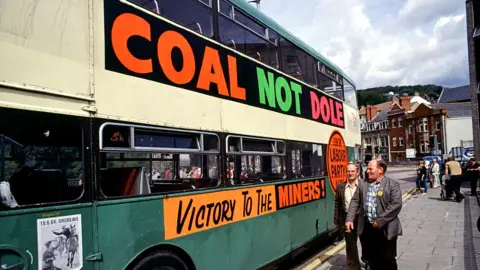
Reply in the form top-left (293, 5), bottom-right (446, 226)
top-left (327, 130), bottom-right (348, 195)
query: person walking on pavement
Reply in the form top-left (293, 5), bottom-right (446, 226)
top-left (415, 161), bottom-right (427, 195)
top-left (467, 158), bottom-right (480, 196)
top-left (333, 163), bottom-right (362, 270)
top-left (345, 159), bottom-right (403, 270)
top-left (431, 159), bottom-right (440, 188)
top-left (445, 157), bottom-right (465, 202)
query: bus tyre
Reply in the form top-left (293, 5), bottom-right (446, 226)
top-left (477, 216), bottom-right (480, 233)
top-left (133, 251), bottom-right (189, 270)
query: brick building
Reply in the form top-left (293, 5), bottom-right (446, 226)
top-left (360, 99), bottom-right (397, 162)
top-left (388, 96), bottom-right (410, 161)
top-left (466, 0), bottom-right (480, 159)
top-left (405, 103), bottom-right (447, 158)
top-left (360, 93), bottom-right (436, 163)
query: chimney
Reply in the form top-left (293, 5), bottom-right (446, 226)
top-left (400, 96), bottom-right (411, 111)
top-left (366, 105), bottom-right (378, 121)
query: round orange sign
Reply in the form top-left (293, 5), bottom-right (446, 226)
top-left (327, 130), bottom-right (348, 195)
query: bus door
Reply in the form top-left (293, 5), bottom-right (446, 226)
top-left (0, 108), bottom-right (96, 270)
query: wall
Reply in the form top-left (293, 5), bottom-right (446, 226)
top-left (445, 117), bottom-right (474, 151)
top-left (466, 0), bottom-right (480, 159)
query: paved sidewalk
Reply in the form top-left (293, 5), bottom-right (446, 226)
top-left (312, 182), bottom-right (480, 270)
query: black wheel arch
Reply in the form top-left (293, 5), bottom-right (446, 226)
top-left (125, 243), bottom-right (196, 270)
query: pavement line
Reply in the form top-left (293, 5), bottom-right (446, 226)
top-left (300, 188), bottom-right (415, 270)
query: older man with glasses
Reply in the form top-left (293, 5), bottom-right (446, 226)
top-left (334, 162), bottom-right (363, 269)
top-left (345, 159), bottom-right (403, 270)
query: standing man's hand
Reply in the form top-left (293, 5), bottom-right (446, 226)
top-left (373, 220), bottom-right (380, 228)
top-left (345, 221), bottom-right (354, 232)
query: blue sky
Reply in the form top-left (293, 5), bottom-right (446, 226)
top-left (257, 0), bottom-right (468, 89)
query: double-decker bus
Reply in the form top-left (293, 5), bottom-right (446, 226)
top-left (0, 0), bottom-right (361, 269)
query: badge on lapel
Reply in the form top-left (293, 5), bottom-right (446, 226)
top-left (377, 190), bottom-right (383, 197)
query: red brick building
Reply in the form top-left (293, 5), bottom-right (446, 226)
top-left (388, 96), bottom-right (411, 161)
top-left (405, 103), bottom-right (447, 158)
top-left (360, 93), bottom-right (447, 162)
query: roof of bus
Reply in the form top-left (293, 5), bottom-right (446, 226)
top-left (231, 0), bottom-right (356, 87)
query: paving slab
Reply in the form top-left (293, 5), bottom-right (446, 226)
top-left (303, 176), bottom-right (480, 270)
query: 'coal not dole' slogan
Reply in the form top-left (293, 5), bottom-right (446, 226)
top-left (104, 0), bottom-right (345, 129)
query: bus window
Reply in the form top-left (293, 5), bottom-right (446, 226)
top-left (225, 136), bottom-right (286, 186)
top-left (289, 142), bottom-right (326, 179)
top-left (279, 38), bottom-right (305, 80)
top-left (129, 0), bottom-right (214, 37)
top-left (317, 71), bottom-right (343, 100)
top-left (0, 108), bottom-right (84, 210)
top-left (343, 78), bottom-right (357, 109)
top-left (99, 124), bottom-right (220, 197)
top-left (218, 14), bottom-right (275, 67)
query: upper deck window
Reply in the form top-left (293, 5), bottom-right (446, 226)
top-left (343, 79), bottom-right (357, 109)
top-left (317, 63), bottom-right (344, 101)
top-left (129, 0), bottom-right (213, 37)
top-left (218, 10), bottom-right (277, 68)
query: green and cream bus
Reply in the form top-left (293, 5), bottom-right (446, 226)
top-left (0, 0), bottom-right (361, 269)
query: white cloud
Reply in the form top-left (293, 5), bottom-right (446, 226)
top-left (259, 0), bottom-right (469, 89)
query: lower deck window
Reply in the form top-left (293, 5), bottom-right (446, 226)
top-left (226, 155), bottom-right (286, 185)
top-left (0, 109), bottom-right (84, 210)
top-left (99, 152), bottom-right (219, 197)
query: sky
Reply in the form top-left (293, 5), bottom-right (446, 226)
top-left (257, 0), bottom-right (469, 89)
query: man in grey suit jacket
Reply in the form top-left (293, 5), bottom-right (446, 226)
top-left (345, 159), bottom-right (403, 270)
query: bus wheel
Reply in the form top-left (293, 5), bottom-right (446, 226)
top-left (477, 216), bottom-right (480, 232)
top-left (133, 250), bottom-right (189, 270)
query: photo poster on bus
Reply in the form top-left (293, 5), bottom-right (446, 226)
top-left (37, 214), bottom-right (83, 270)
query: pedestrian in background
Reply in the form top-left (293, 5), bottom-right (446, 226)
top-left (431, 159), bottom-right (440, 188)
top-left (467, 158), bottom-right (480, 196)
top-left (415, 161), bottom-right (427, 195)
top-left (445, 157), bottom-right (464, 202)
top-left (346, 159), bottom-right (403, 270)
top-left (334, 163), bottom-right (362, 270)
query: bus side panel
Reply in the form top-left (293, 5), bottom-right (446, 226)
top-left (288, 179), bottom-right (334, 251)
top-left (96, 200), bottom-right (167, 269)
top-left (94, 181), bottom-right (335, 270)
top-left (0, 0), bottom-right (92, 98)
top-left (0, 205), bottom-right (95, 270)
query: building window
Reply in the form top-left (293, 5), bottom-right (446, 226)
top-left (409, 142), bottom-right (414, 148)
top-left (436, 120), bottom-right (441, 131)
top-left (420, 143), bottom-right (425, 153)
top-left (397, 117), bottom-right (402, 127)
top-left (393, 137), bottom-right (397, 147)
top-left (392, 119), bottom-right (396, 128)
top-left (422, 118), bottom-right (428, 132)
top-left (399, 137), bottom-right (404, 147)
top-left (408, 124), bottom-right (413, 134)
